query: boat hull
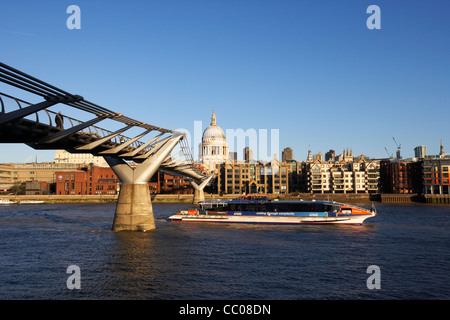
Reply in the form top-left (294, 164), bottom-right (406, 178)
top-left (168, 212), bottom-right (375, 225)
top-left (0, 200), bottom-right (17, 205)
top-left (168, 197), bottom-right (377, 226)
top-left (20, 201), bottom-right (45, 204)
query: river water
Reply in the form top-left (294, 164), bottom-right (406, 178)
top-left (0, 202), bottom-right (448, 300)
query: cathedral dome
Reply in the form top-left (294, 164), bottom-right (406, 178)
top-left (202, 108), bottom-right (226, 142)
top-left (202, 125), bottom-right (226, 142)
top-left (199, 108), bottom-right (229, 172)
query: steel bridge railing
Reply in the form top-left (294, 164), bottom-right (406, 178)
top-left (0, 61), bottom-right (209, 181)
top-left (0, 62), bottom-right (172, 133)
top-left (0, 92), bottom-right (153, 153)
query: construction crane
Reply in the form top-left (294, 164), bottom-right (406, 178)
top-left (392, 137), bottom-right (401, 159)
top-left (384, 147), bottom-right (393, 159)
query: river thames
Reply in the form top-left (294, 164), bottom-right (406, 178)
top-left (0, 202), bottom-right (448, 300)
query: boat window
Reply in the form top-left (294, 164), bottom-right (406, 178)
top-left (308, 203), bottom-right (324, 212)
top-left (202, 202), bottom-right (229, 211)
top-left (292, 203), bottom-right (309, 212)
top-left (341, 208), bottom-right (352, 215)
top-left (221, 202), bottom-right (343, 213)
top-left (246, 204), bottom-right (260, 211)
top-left (278, 204), bottom-right (293, 212)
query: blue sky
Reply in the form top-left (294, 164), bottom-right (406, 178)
top-left (1, 0), bottom-right (449, 163)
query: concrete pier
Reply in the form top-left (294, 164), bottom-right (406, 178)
top-left (113, 183), bottom-right (155, 231)
top-left (192, 189), bottom-right (205, 204)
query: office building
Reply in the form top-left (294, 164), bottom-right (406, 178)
top-left (282, 147), bottom-right (293, 162)
top-left (414, 145), bottom-right (427, 159)
top-left (243, 147), bottom-right (253, 162)
top-left (325, 149), bottom-right (335, 162)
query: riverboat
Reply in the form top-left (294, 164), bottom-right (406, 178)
top-left (20, 200), bottom-right (45, 204)
top-left (0, 199), bottom-right (17, 205)
top-left (168, 195), bottom-right (377, 225)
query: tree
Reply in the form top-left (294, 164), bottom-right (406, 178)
top-left (9, 182), bottom-right (25, 195)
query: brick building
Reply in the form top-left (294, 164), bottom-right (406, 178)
top-left (55, 164), bottom-right (193, 195)
top-left (0, 162), bottom-right (80, 185)
top-left (380, 159), bottom-right (423, 194)
top-left (25, 181), bottom-right (50, 195)
top-left (55, 165), bottom-right (119, 195)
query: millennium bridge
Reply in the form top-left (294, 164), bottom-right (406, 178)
top-left (0, 62), bottom-right (212, 231)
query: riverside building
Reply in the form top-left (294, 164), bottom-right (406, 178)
top-left (215, 147), bottom-right (380, 195)
top-left (379, 159), bottom-right (423, 194)
top-left (0, 162), bottom-right (80, 184)
top-left (55, 164), bottom-right (193, 195)
top-left (0, 162), bottom-right (81, 194)
top-left (216, 155), bottom-right (303, 195)
top-left (422, 157), bottom-right (450, 195)
top-left (304, 149), bottom-right (380, 194)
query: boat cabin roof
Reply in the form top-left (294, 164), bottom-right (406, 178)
top-left (198, 199), bottom-right (338, 206)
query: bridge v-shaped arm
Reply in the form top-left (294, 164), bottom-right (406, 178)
top-left (75, 125), bottom-right (134, 150)
top-left (0, 100), bottom-right (57, 125)
top-left (120, 132), bottom-right (165, 157)
top-left (38, 116), bottom-right (106, 144)
top-left (99, 129), bottom-right (153, 155)
top-left (190, 174), bottom-right (214, 191)
top-left (104, 132), bottom-right (184, 184)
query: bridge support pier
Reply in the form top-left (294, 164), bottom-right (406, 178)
top-left (190, 175), bottom-right (213, 204)
top-left (113, 183), bottom-right (155, 231)
top-left (193, 189), bottom-right (205, 204)
top-left (104, 133), bottom-right (183, 231)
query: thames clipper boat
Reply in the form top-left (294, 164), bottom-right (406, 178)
top-left (168, 195), bottom-right (377, 225)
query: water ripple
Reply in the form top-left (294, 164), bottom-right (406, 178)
top-left (0, 202), bottom-right (449, 299)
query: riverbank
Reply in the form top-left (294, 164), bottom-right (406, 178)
top-left (2, 193), bottom-right (449, 204)
top-left (0, 194), bottom-right (198, 204)
top-left (0, 193), bottom-right (376, 204)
